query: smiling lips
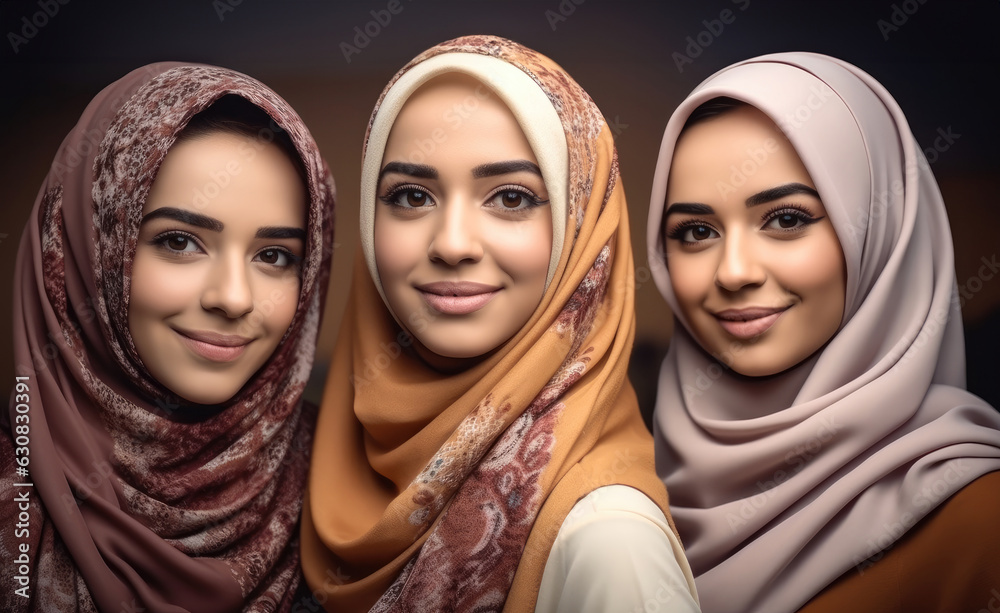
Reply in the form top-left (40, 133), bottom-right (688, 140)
top-left (416, 281), bottom-right (502, 315)
top-left (175, 329), bottom-right (252, 362)
top-left (713, 306), bottom-right (789, 340)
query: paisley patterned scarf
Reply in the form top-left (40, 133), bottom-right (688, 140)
top-left (2, 63), bottom-right (335, 612)
top-left (301, 35), bottom-right (671, 612)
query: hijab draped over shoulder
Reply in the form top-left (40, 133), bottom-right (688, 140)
top-left (2, 63), bottom-right (335, 612)
top-left (301, 35), bottom-right (671, 612)
top-left (647, 52), bottom-right (1000, 612)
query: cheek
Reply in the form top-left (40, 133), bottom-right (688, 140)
top-left (774, 235), bottom-right (845, 300)
top-left (129, 253), bottom-right (197, 319)
top-left (667, 254), bottom-right (712, 309)
top-left (488, 216), bottom-right (552, 284)
top-left (374, 218), bottom-right (423, 283)
top-left (259, 280), bottom-right (301, 336)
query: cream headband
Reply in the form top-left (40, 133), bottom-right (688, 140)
top-left (360, 52), bottom-right (569, 305)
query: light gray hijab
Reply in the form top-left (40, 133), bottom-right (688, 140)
top-left (647, 52), bottom-right (1000, 613)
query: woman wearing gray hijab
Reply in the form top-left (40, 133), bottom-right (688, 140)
top-left (647, 52), bottom-right (1000, 612)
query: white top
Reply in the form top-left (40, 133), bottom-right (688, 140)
top-left (535, 485), bottom-right (701, 612)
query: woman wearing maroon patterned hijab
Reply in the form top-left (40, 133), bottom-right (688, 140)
top-left (2, 63), bottom-right (334, 612)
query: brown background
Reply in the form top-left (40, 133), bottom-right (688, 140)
top-left (2, 0), bottom-right (998, 416)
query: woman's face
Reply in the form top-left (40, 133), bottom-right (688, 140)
top-left (663, 105), bottom-right (846, 377)
top-left (129, 131), bottom-right (306, 405)
top-left (374, 74), bottom-right (553, 360)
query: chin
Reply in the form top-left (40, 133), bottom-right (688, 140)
top-left (155, 371), bottom-right (251, 407)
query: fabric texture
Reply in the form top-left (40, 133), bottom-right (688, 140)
top-left (646, 52), bottom-right (1000, 613)
top-left (534, 485), bottom-right (700, 613)
top-left (1, 63), bottom-right (335, 613)
top-left (799, 470), bottom-right (1000, 612)
top-left (301, 34), bottom-right (672, 613)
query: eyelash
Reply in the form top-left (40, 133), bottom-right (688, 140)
top-left (665, 204), bottom-right (824, 244)
top-left (759, 204), bottom-right (824, 232)
top-left (378, 183), bottom-right (549, 215)
top-left (484, 184), bottom-right (549, 214)
top-left (150, 231), bottom-right (302, 269)
top-left (665, 220), bottom-right (719, 243)
top-left (379, 183), bottom-right (433, 209)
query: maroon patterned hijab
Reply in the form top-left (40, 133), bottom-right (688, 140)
top-left (2, 63), bottom-right (335, 612)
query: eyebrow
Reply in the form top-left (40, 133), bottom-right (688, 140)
top-left (745, 183), bottom-right (820, 207)
top-left (141, 207), bottom-right (223, 231)
top-left (664, 182), bottom-right (821, 218)
top-left (664, 202), bottom-right (714, 218)
top-left (141, 207), bottom-right (304, 240)
top-left (472, 160), bottom-right (542, 178)
top-left (379, 161), bottom-right (437, 182)
top-left (378, 159), bottom-right (543, 184)
top-left (256, 226), bottom-right (306, 240)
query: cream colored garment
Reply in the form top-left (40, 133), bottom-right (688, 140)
top-left (536, 486), bottom-right (700, 613)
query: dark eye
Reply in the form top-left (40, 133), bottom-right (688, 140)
top-left (259, 249), bottom-right (281, 265)
top-left (406, 190), bottom-right (427, 207)
top-left (762, 207), bottom-right (822, 233)
top-left (255, 248), bottom-right (295, 267)
top-left (404, 189), bottom-right (429, 207)
top-left (486, 186), bottom-right (544, 212)
top-left (156, 232), bottom-right (200, 253)
top-left (680, 225), bottom-right (718, 243)
top-left (773, 213), bottom-right (801, 229)
top-left (166, 235), bottom-right (190, 250)
top-left (500, 191), bottom-right (524, 208)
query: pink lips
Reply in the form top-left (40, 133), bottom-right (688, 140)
top-left (175, 329), bottom-right (252, 362)
top-left (713, 306), bottom-right (789, 340)
top-left (416, 281), bottom-right (501, 315)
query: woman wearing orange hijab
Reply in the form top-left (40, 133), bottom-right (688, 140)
top-left (301, 36), bottom-right (699, 612)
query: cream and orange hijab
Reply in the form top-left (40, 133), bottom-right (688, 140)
top-left (648, 52), bottom-right (1000, 613)
top-left (301, 35), bottom-right (670, 612)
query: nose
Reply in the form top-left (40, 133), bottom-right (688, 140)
top-left (200, 253), bottom-right (255, 318)
top-left (715, 232), bottom-right (766, 291)
top-left (427, 200), bottom-right (484, 265)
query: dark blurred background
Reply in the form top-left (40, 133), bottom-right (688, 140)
top-left (2, 0), bottom-right (998, 418)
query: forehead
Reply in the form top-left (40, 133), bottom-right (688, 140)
top-left (383, 73), bottom-right (536, 165)
top-left (145, 131), bottom-right (306, 225)
top-left (669, 105), bottom-right (814, 200)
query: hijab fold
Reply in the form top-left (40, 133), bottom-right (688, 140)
top-left (302, 35), bottom-right (670, 613)
top-left (647, 52), bottom-right (1000, 613)
top-left (2, 63), bottom-right (335, 613)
